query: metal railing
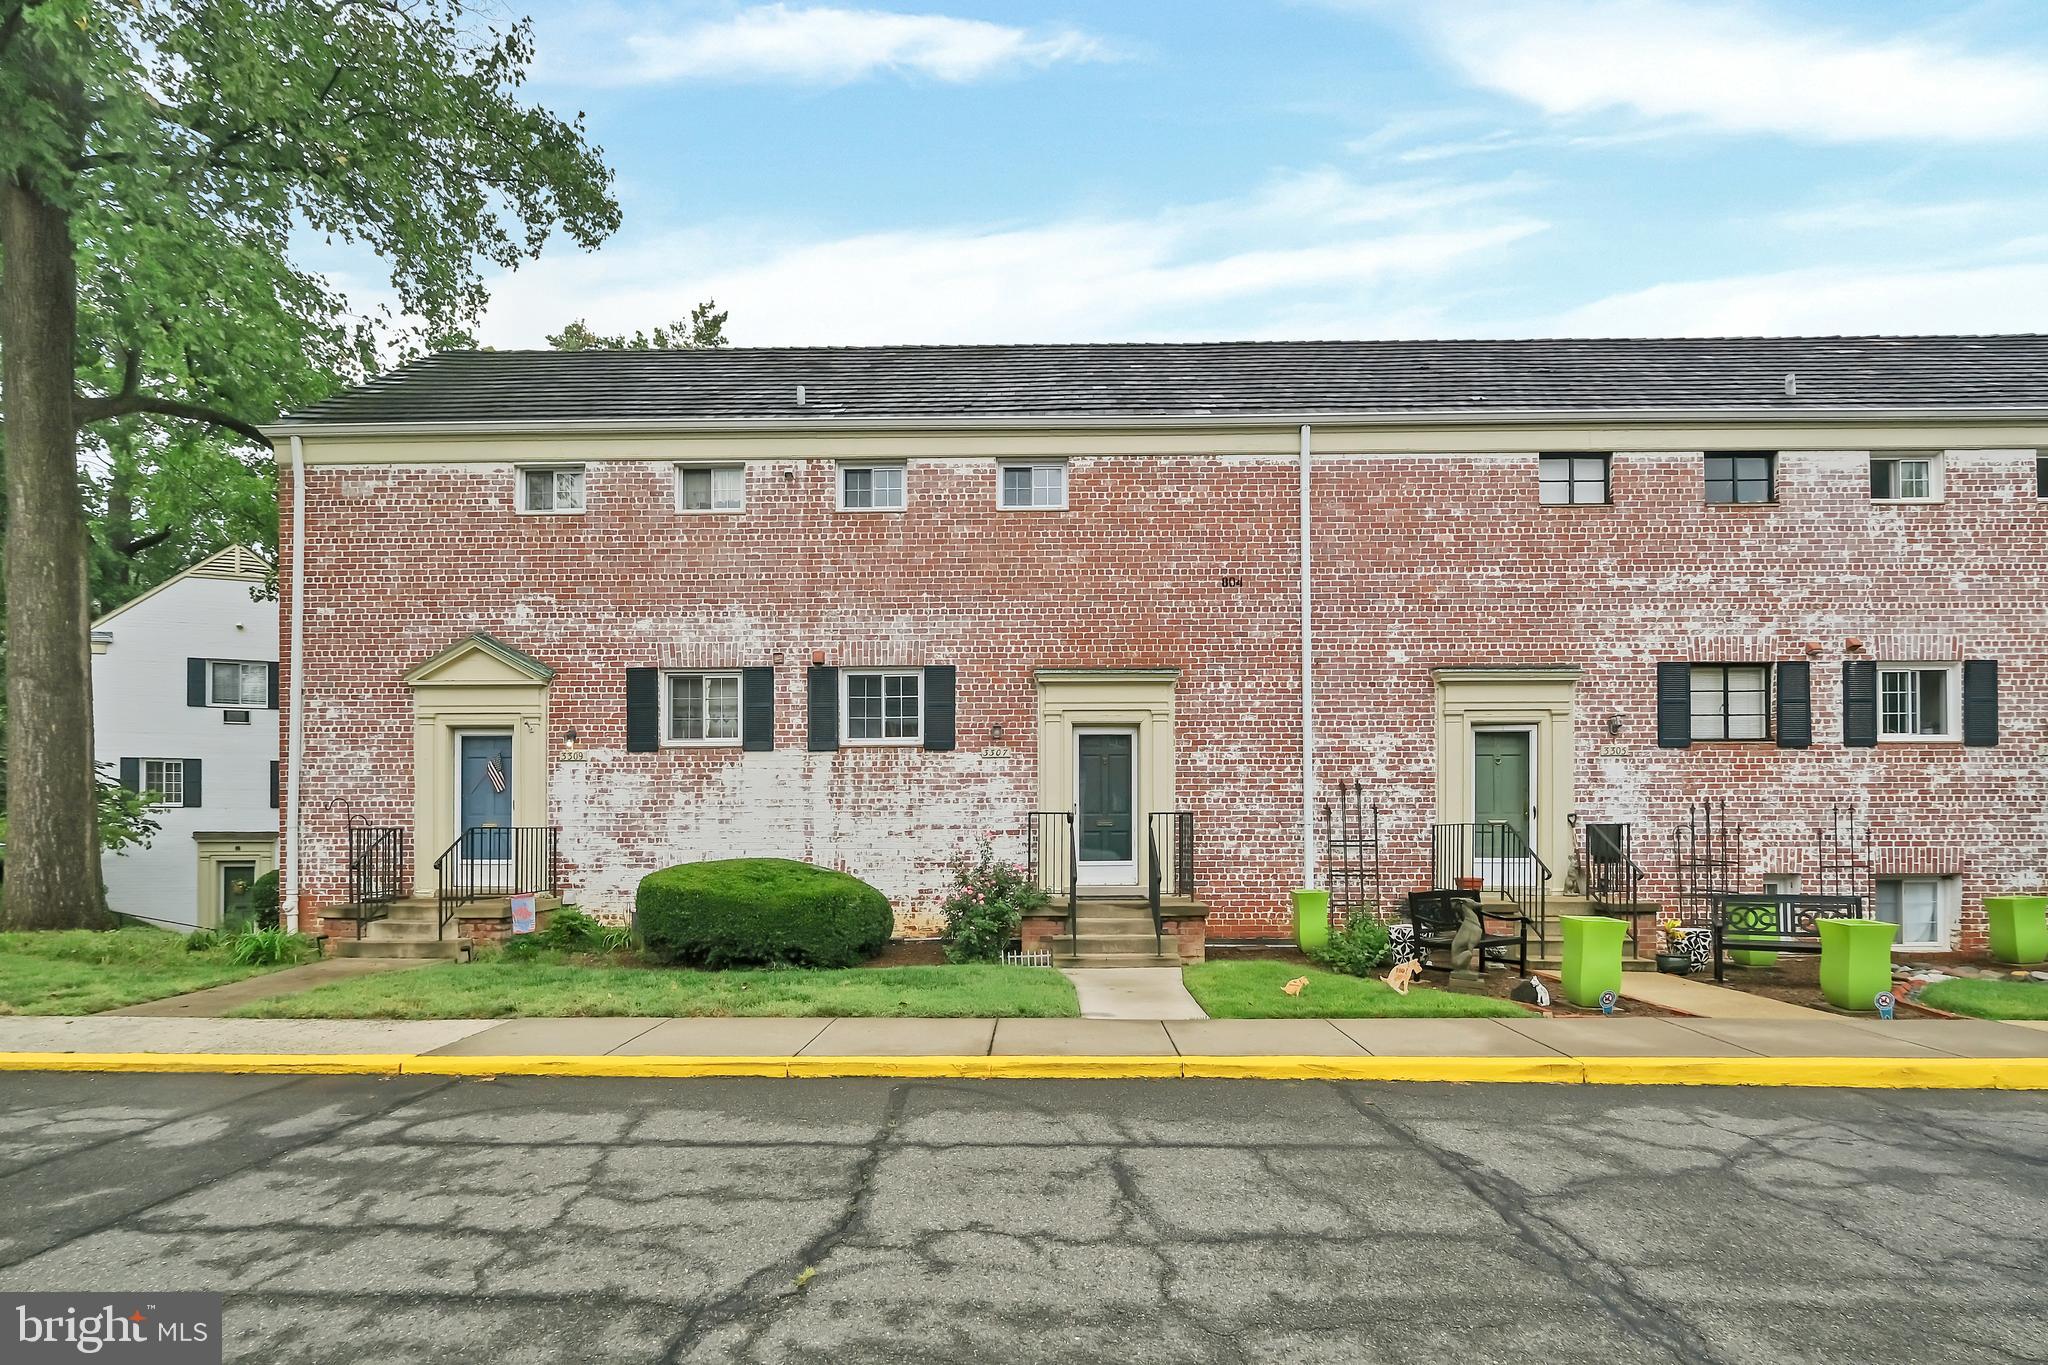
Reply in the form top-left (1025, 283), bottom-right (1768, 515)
top-left (1577, 818), bottom-right (1653, 955)
top-left (344, 821), bottom-right (408, 940)
top-left (1321, 782), bottom-right (1382, 920)
top-left (1431, 821), bottom-right (1551, 951)
top-left (1146, 811), bottom-right (1195, 955)
top-left (432, 825), bottom-right (560, 939)
top-left (1026, 811), bottom-right (1079, 951)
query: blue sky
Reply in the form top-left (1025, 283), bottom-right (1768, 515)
top-left (434, 0), bottom-right (2048, 346)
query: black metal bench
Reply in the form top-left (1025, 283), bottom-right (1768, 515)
top-left (1406, 889), bottom-right (1530, 978)
top-left (1709, 893), bottom-right (1870, 981)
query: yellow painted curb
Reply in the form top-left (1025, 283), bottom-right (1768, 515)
top-left (0, 1052), bottom-right (410, 1076)
top-left (1575, 1055), bottom-right (2048, 1090)
top-left (1178, 1055), bottom-right (1585, 1083)
top-left (402, 1055), bottom-right (793, 1079)
top-left (782, 1054), bottom-right (1186, 1079)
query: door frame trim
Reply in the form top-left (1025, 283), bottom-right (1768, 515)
top-left (1034, 670), bottom-right (1177, 896)
top-left (1433, 669), bottom-right (1577, 879)
top-left (1073, 725), bottom-right (1140, 888)
top-left (453, 728), bottom-right (517, 868)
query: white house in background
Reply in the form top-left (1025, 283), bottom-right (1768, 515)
top-left (92, 546), bottom-right (279, 931)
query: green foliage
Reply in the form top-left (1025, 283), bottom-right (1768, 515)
top-left (95, 764), bottom-right (159, 852)
top-left (184, 929), bottom-right (220, 952)
top-left (1305, 912), bottom-right (1393, 978)
top-left (940, 837), bottom-right (1047, 964)
top-left (500, 906), bottom-right (629, 960)
top-left (224, 927), bottom-right (315, 967)
top-left (547, 301), bottom-right (729, 351)
top-left (0, 926), bottom-right (299, 1013)
top-left (1917, 978), bottom-right (2048, 1020)
top-left (249, 871), bottom-right (280, 931)
top-left (1182, 960), bottom-right (1528, 1019)
top-left (636, 859), bottom-right (894, 969)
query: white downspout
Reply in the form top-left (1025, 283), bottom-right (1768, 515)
top-left (1298, 422), bottom-right (1316, 888)
top-left (283, 434), bottom-right (308, 933)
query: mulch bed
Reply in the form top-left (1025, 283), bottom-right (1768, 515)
top-left (1697, 952), bottom-right (1953, 1017)
top-left (872, 939), bottom-right (948, 967)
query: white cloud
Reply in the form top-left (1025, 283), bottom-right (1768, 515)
top-left (561, 3), bottom-right (1116, 86)
top-left (1553, 258), bottom-right (2048, 337)
top-left (475, 171), bottom-right (1544, 345)
top-left (1389, 0), bottom-right (2048, 143)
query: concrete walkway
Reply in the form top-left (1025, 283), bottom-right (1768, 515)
top-left (1609, 970), bottom-right (1832, 1019)
top-left (102, 958), bottom-right (430, 1017)
top-left (1060, 967), bottom-right (1207, 1020)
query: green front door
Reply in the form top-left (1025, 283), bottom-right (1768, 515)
top-left (1473, 730), bottom-right (1532, 850)
top-left (1076, 731), bottom-right (1135, 876)
top-left (220, 862), bottom-right (260, 933)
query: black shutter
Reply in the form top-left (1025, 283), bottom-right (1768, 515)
top-left (625, 668), bottom-right (660, 753)
top-left (266, 662), bottom-right (280, 709)
top-left (1775, 661), bottom-right (1811, 749)
top-left (1962, 660), bottom-right (1999, 747)
top-left (1655, 663), bottom-right (1692, 748)
top-left (1842, 660), bottom-right (1878, 747)
top-left (807, 666), bottom-right (839, 752)
top-left (182, 759), bottom-right (203, 808)
top-left (269, 761), bottom-right (280, 810)
top-left (119, 758), bottom-right (141, 792)
top-left (741, 667), bottom-right (775, 751)
top-left (923, 665), bottom-right (956, 752)
top-left (187, 658), bottom-right (207, 707)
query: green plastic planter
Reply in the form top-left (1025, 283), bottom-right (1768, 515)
top-left (1985, 896), bottom-right (2048, 965)
top-left (1292, 889), bottom-right (1331, 953)
top-left (1817, 917), bottom-right (1898, 1011)
top-left (1729, 949), bottom-right (1779, 967)
top-left (1560, 915), bottom-right (1626, 1008)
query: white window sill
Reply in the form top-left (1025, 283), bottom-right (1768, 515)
top-left (1876, 735), bottom-right (1960, 745)
top-left (515, 507), bottom-right (585, 517)
top-left (842, 737), bottom-right (923, 747)
top-left (1872, 498), bottom-right (1943, 506)
top-left (837, 507), bottom-right (908, 514)
top-left (662, 738), bottom-right (742, 749)
top-left (676, 507), bottom-right (745, 516)
top-left (997, 503), bottom-right (1070, 512)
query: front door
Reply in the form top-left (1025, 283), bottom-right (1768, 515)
top-left (1075, 729), bottom-right (1136, 886)
top-left (1472, 728), bottom-right (1533, 885)
top-left (457, 731), bottom-right (514, 863)
top-left (219, 862), bottom-right (259, 932)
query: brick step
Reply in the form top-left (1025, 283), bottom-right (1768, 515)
top-left (1073, 915), bottom-right (1159, 932)
top-left (1052, 952), bottom-right (1185, 968)
top-left (356, 919), bottom-right (449, 941)
top-left (1065, 931), bottom-right (1169, 954)
top-left (329, 937), bottom-right (472, 960)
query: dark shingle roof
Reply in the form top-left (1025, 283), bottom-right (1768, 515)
top-left (280, 335), bottom-right (2048, 426)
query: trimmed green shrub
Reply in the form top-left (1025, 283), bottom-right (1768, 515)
top-left (636, 859), bottom-right (893, 968)
top-left (1307, 912), bottom-right (1392, 977)
top-left (250, 871), bottom-right (281, 930)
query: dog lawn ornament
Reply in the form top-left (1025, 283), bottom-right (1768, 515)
top-left (1509, 977), bottom-right (1551, 1008)
top-left (1282, 976), bottom-right (1309, 997)
top-left (1383, 959), bottom-right (1424, 995)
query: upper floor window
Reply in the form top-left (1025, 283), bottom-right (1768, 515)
top-left (838, 463), bottom-right (906, 512)
top-left (1871, 453), bottom-right (1941, 502)
top-left (843, 669), bottom-right (921, 743)
top-left (519, 465), bottom-right (585, 514)
top-left (1690, 664), bottom-right (1770, 741)
top-left (677, 464), bottom-right (745, 513)
top-left (1878, 663), bottom-right (1959, 740)
top-left (207, 661), bottom-right (268, 707)
top-left (143, 758), bottom-right (185, 808)
top-left (666, 671), bottom-right (741, 745)
top-left (1539, 453), bottom-right (1610, 506)
top-left (999, 462), bottom-right (1068, 510)
top-left (1705, 452), bottom-right (1775, 505)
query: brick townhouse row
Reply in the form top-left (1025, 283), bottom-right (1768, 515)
top-left (267, 336), bottom-right (2048, 954)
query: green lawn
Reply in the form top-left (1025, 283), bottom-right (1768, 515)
top-left (1917, 977), bottom-right (2048, 1020)
top-left (0, 927), bottom-right (299, 1015)
top-left (1183, 960), bottom-right (1531, 1019)
top-left (231, 956), bottom-right (1081, 1019)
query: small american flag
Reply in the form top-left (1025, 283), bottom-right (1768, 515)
top-left (484, 757), bottom-right (506, 793)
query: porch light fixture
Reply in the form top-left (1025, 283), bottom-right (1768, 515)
top-left (563, 728), bottom-right (579, 752)
top-left (989, 720), bottom-right (1006, 742)
top-left (1606, 713), bottom-right (1624, 737)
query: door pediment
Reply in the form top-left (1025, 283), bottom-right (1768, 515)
top-left (405, 632), bottom-right (556, 688)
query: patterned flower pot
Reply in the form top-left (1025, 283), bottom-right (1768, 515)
top-left (1292, 889), bottom-right (1331, 953)
top-left (1817, 917), bottom-right (1898, 1010)
top-left (1984, 896), bottom-right (2048, 965)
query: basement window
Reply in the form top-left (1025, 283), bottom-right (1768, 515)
top-left (1705, 452), bottom-right (1775, 505)
top-left (1538, 453), bottom-right (1610, 505)
top-left (1871, 453), bottom-right (1941, 503)
top-left (1689, 664), bottom-right (1770, 741)
top-left (1876, 876), bottom-right (1953, 951)
top-left (518, 465), bottom-right (585, 514)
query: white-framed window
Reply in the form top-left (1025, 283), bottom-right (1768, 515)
top-left (998, 462), bottom-right (1068, 510)
top-left (1539, 453), bottom-right (1611, 505)
top-left (1689, 664), bottom-right (1770, 741)
top-left (518, 465), bottom-right (585, 514)
top-left (1871, 453), bottom-right (1942, 503)
top-left (838, 463), bottom-right (906, 512)
top-left (1878, 663), bottom-right (1960, 741)
top-left (1876, 875), bottom-right (1953, 951)
top-left (143, 758), bottom-right (185, 808)
top-left (665, 671), bottom-right (741, 745)
top-left (842, 669), bottom-right (921, 744)
top-left (1760, 874), bottom-right (1801, 896)
top-left (206, 660), bottom-right (268, 707)
top-left (676, 464), bottom-right (745, 513)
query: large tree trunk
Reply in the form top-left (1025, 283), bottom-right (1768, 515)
top-left (1, 175), bottom-right (111, 929)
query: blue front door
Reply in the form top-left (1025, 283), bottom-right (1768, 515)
top-left (459, 732), bottom-right (513, 861)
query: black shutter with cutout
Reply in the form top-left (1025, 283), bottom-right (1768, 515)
top-left (1655, 663), bottom-right (1692, 749)
top-left (119, 758), bottom-right (141, 792)
top-left (625, 668), bottom-right (660, 753)
top-left (807, 666), bottom-right (839, 752)
top-left (182, 759), bottom-right (203, 808)
top-left (187, 658), bottom-right (207, 707)
top-left (1775, 661), bottom-right (1811, 749)
top-left (923, 665), bottom-right (956, 752)
top-left (269, 761), bottom-right (280, 809)
top-left (266, 662), bottom-right (280, 709)
top-left (1842, 661), bottom-right (1878, 747)
top-left (1962, 660), bottom-right (1999, 747)
top-left (742, 667), bottom-right (775, 751)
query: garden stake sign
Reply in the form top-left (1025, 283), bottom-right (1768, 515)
top-left (1875, 991), bottom-right (1897, 1021)
top-left (1599, 989), bottom-right (1618, 1016)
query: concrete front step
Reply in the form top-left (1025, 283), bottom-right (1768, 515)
top-left (329, 937), bottom-right (472, 960)
top-left (1054, 953), bottom-right (1185, 968)
top-left (1066, 932), bottom-right (1170, 954)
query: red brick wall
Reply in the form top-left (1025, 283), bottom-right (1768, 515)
top-left (281, 445), bottom-right (2047, 950)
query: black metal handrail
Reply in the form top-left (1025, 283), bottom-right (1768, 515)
top-left (345, 821), bottom-right (408, 940)
top-left (1145, 811), bottom-right (1195, 956)
top-left (1431, 821), bottom-right (1552, 952)
top-left (1577, 818), bottom-right (1653, 955)
top-left (1321, 782), bottom-right (1381, 920)
top-left (1026, 811), bottom-right (1079, 951)
top-left (432, 825), bottom-right (560, 939)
